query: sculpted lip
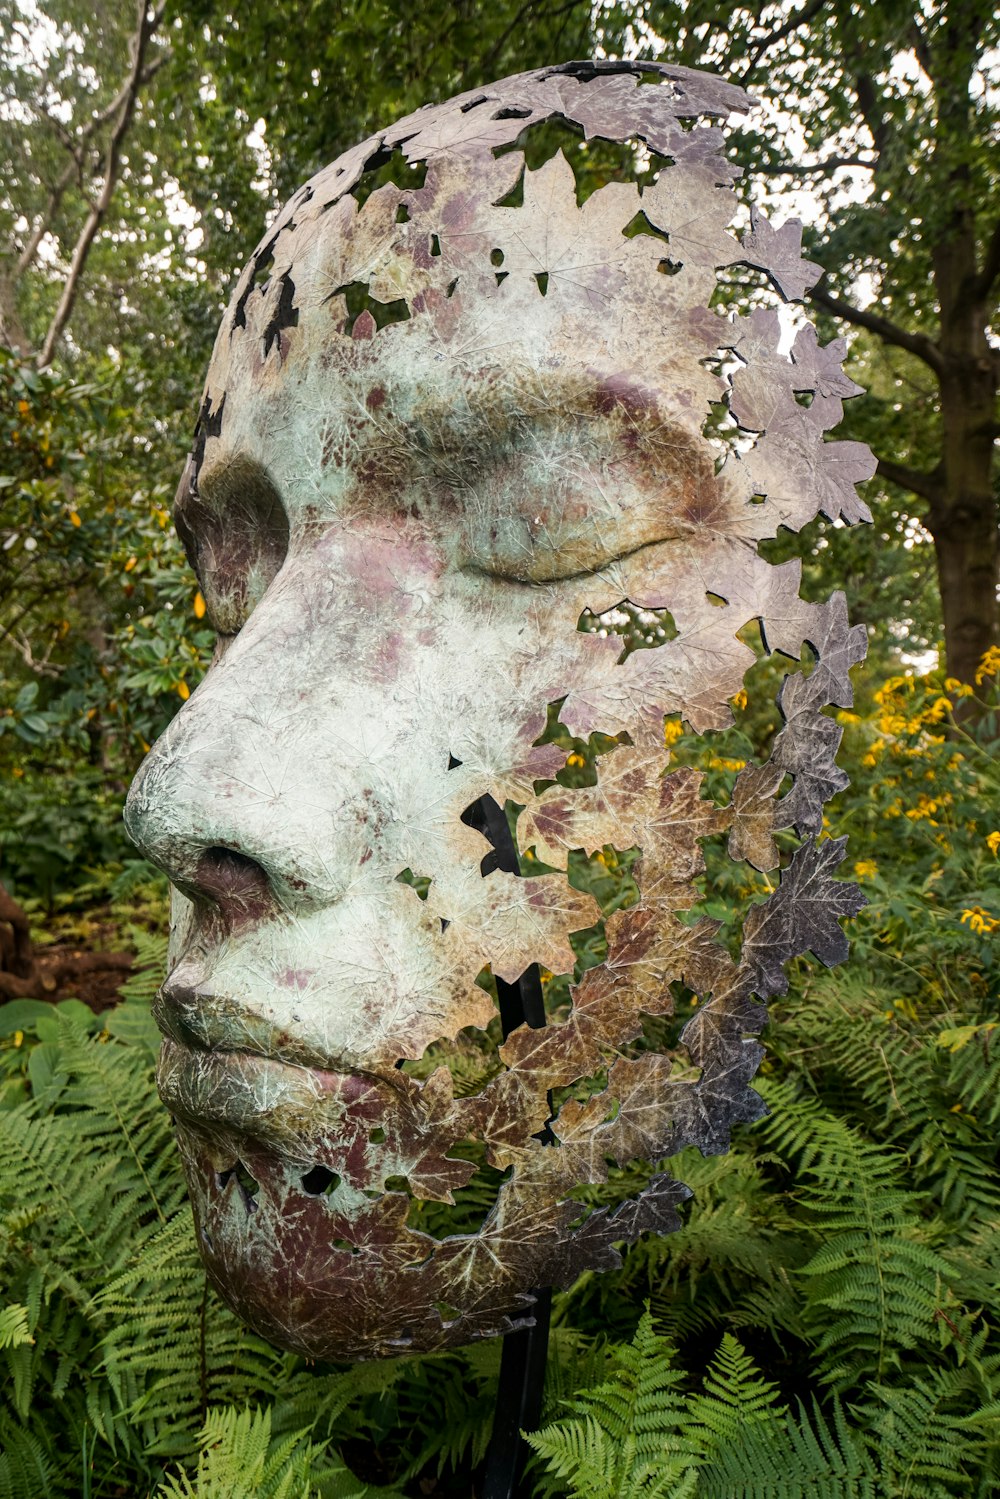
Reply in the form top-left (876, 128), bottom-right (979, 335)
top-left (154, 965), bottom-right (393, 1082)
top-left (157, 1037), bottom-right (386, 1147)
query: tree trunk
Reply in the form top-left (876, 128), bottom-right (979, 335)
top-left (929, 361), bottom-right (1000, 686)
top-left (923, 3), bottom-right (1000, 687)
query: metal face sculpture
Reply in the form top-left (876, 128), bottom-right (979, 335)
top-left (125, 59), bottom-right (874, 1361)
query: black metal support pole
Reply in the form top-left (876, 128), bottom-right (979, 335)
top-left (467, 795), bottom-right (552, 1499)
top-left (481, 1285), bottom-right (552, 1499)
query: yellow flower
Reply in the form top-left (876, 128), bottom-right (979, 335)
top-left (960, 906), bottom-right (1000, 936)
top-left (987, 832), bottom-right (1000, 856)
top-left (176, 680), bottom-right (190, 701)
top-left (854, 859), bottom-right (878, 880)
top-left (16, 399), bottom-right (29, 416)
top-left (663, 718), bottom-right (684, 746)
top-left (565, 752), bottom-right (585, 768)
top-left (944, 677), bottom-right (963, 692)
top-left (194, 590), bottom-right (207, 619)
top-left (732, 689), bottom-right (748, 711)
top-left (709, 755), bottom-right (746, 772)
top-left (69, 510), bottom-right (81, 527)
top-left (975, 646), bottom-right (1000, 684)
top-left (13, 1031), bottom-right (23, 1048)
top-left (837, 710), bottom-right (860, 725)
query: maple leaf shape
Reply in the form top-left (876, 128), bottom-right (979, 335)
top-left (738, 205), bottom-right (823, 301)
top-left (739, 837), bottom-right (867, 1000)
top-left (487, 151), bottom-right (642, 303)
top-left (771, 675), bottom-right (849, 836)
top-left (788, 322), bottom-right (866, 400)
top-left (641, 162), bottom-right (740, 268)
top-left (728, 762), bottom-right (784, 871)
top-left (546, 1173), bottom-right (692, 1285)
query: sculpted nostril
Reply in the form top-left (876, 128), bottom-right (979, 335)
top-left (193, 845), bottom-right (275, 927)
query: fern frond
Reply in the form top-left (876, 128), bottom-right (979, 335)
top-left (0, 1415), bottom-right (60, 1499)
top-left (156, 1406), bottom-right (317, 1499)
top-left (528, 1310), bottom-right (699, 1498)
top-left (98, 1211), bottom-right (290, 1457)
top-left (759, 1079), bottom-right (955, 1390)
top-left (683, 1334), bottom-right (783, 1456)
top-left (0, 1306), bottom-right (31, 1350)
top-left (698, 1397), bottom-right (878, 1499)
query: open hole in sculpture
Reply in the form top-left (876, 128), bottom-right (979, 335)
top-left (702, 397), bottom-right (756, 473)
top-left (578, 599), bottom-right (679, 661)
top-left (622, 209), bottom-right (670, 244)
top-left (396, 1017), bottom-right (504, 1093)
top-left (531, 698), bottom-right (630, 793)
top-left (494, 116), bottom-right (672, 203)
top-left (261, 270), bottom-right (299, 357)
top-left (231, 244), bottom-right (275, 331)
top-left (550, 1067), bottom-right (610, 1114)
top-left (711, 260), bottom-right (785, 315)
top-left (460, 794), bottom-right (522, 876)
top-left (217, 1161), bottom-right (259, 1208)
top-left (301, 1164), bottom-right (341, 1196)
top-left (349, 145), bottom-right (427, 210)
top-left (332, 278), bottom-right (411, 336)
top-left (395, 867), bottom-right (431, 900)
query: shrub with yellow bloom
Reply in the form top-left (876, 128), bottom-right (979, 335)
top-left (975, 645), bottom-right (1000, 685)
top-left (960, 906), bottom-right (1000, 936)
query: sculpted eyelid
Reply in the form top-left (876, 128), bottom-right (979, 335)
top-left (460, 533), bottom-right (682, 587)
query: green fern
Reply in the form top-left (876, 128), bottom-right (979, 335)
top-left (156, 1406), bottom-right (320, 1499)
top-left (697, 1398), bottom-right (878, 1499)
top-left (760, 1079), bottom-right (954, 1389)
top-left (0, 1415), bottom-right (59, 1499)
top-left (528, 1310), bottom-right (699, 1498)
top-left (682, 1333), bottom-right (783, 1457)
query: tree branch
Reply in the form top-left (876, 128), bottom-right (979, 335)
top-left (10, 53), bottom-right (166, 283)
top-left (756, 153), bottom-right (877, 177)
top-left (852, 68), bottom-right (892, 159)
top-left (736, 0), bottom-right (829, 83)
top-left (36, 1), bottom-right (166, 370)
top-left (875, 455), bottom-right (944, 504)
top-left (810, 284), bottom-right (945, 375)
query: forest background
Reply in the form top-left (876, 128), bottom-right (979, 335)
top-left (0, 1), bottom-right (999, 1495)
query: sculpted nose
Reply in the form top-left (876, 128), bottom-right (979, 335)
top-left (123, 689), bottom-right (314, 923)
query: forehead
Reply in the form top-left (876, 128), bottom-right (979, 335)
top-left (193, 64), bottom-right (771, 488)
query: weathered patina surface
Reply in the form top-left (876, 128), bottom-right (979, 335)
top-left (125, 59), bottom-right (873, 1360)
